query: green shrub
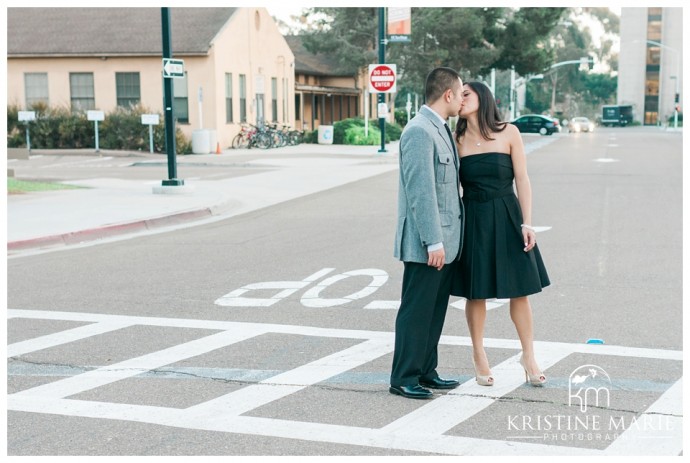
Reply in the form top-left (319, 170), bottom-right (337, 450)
top-left (394, 108), bottom-right (415, 127)
top-left (668, 112), bottom-right (683, 123)
top-left (7, 105), bottom-right (24, 147)
top-left (333, 118), bottom-right (365, 144)
top-left (344, 125), bottom-right (382, 145)
top-left (303, 129), bottom-right (318, 144)
top-left (384, 119), bottom-right (402, 140)
top-left (6, 104), bottom-right (191, 153)
top-left (100, 105), bottom-right (149, 151)
top-left (331, 117), bottom-right (402, 145)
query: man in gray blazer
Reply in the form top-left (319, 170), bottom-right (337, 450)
top-left (390, 67), bottom-right (465, 399)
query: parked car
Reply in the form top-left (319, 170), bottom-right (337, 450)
top-left (569, 116), bottom-right (595, 133)
top-left (511, 114), bottom-right (560, 135)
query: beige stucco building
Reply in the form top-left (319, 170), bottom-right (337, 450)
top-left (7, 7), bottom-right (296, 149)
top-left (287, 35), bottom-right (364, 132)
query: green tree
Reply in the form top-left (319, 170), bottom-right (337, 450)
top-left (301, 7), bottom-right (567, 100)
top-left (300, 8), bottom-right (378, 75)
top-left (524, 7), bottom-right (619, 118)
top-left (491, 8), bottom-right (567, 75)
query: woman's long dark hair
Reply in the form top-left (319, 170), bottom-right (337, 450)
top-left (455, 81), bottom-right (507, 143)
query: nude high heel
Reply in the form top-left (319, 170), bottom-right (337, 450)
top-left (472, 359), bottom-right (494, 386)
top-left (519, 356), bottom-right (546, 387)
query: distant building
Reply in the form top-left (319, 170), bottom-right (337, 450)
top-left (7, 7), bottom-right (387, 148)
top-left (7, 7), bottom-right (295, 149)
top-left (618, 7), bottom-right (682, 125)
top-left (285, 35), bottom-right (366, 132)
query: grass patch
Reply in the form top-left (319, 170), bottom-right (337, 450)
top-left (8, 178), bottom-right (86, 194)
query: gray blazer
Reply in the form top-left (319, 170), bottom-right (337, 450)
top-left (394, 106), bottom-right (464, 263)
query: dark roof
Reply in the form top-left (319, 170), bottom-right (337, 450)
top-left (7, 7), bottom-right (238, 57)
top-left (284, 35), bottom-right (351, 77)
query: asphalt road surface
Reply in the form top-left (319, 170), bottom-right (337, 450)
top-left (7, 127), bottom-right (682, 456)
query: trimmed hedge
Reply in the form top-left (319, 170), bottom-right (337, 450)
top-left (7, 103), bottom-right (192, 154)
top-left (333, 117), bottom-right (402, 144)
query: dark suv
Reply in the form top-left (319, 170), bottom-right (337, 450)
top-left (511, 114), bottom-right (559, 135)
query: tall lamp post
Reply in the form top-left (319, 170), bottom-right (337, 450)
top-left (644, 39), bottom-right (681, 129)
top-left (510, 69), bottom-right (543, 120)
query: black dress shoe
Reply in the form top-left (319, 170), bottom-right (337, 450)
top-left (419, 377), bottom-right (460, 389)
top-left (389, 384), bottom-right (433, 399)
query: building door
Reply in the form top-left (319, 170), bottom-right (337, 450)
top-left (256, 94), bottom-right (265, 125)
top-left (255, 75), bottom-right (265, 125)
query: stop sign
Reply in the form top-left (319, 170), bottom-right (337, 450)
top-left (369, 64), bottom-right (397, 93)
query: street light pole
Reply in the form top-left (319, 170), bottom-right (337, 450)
top-left (511, 72), bottom-right (543, 120)
top-left (540, 58), bottom-right (593, 119)
top-left (161, 7), bottom-right (183, 187)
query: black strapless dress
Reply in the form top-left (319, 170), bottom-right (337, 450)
top-left (451, 152), bottom-right (550, 299)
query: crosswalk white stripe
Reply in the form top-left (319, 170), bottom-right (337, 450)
top-left (186, 338), bottom-right (392, 417)
top-left (6, 396), bottom-right (602, 456)
top-left (7, 321), bottom-right (134, 357)
top-left (603, 378), bottom-right (683, 456)
top-left (7, 309), bottom-right (683, 455)
top-left (12, 327), bottom-right (266, 399)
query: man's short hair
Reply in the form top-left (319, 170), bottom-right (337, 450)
top-left (425, 67), bottom-right (461, 104)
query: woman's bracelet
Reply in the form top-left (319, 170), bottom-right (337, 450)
top-left (521, 224), bottom-right (535, 231)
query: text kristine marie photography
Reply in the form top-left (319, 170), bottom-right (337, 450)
top-left (507, 365), bottom-right (676, 444)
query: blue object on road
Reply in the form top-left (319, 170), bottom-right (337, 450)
top-left (586, 338), bottom-right (605, 344)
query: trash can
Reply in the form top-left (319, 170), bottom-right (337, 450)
top-left (192, 129), bottom-right (210, 154)
top-left (317, 125), bottom-right (334, 145)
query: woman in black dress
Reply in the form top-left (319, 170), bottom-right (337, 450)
top-left (452, 82), bottom-right (550, 387)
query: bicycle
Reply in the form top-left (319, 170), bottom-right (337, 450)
top-left (250, 123), bottom-right (272, 149)
top-left (287, 128), bottom-right (304, 146)
top-left (231, 123), bottom-right (254, 149)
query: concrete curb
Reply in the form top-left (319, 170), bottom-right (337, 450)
top-left (7, 206), bottom-right (216, 252)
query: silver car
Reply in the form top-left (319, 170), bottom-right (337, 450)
top-left (569, 117), bottom-right (595, 133)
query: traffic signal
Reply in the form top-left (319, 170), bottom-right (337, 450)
top-left (579, 55), bottom-right (595, 71)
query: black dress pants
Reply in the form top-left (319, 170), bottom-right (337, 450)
top-left (390, 260), bottom-right (455, 387)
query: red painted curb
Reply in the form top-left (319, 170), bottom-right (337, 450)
top-left (8, 208), bottom-right (214, 251)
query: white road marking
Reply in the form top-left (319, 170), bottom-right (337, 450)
top-left (7, 309), bottom-right (683, 456)
top-left (7, 320), bottom-right (134, 357)
top-left (301, 269), bottom-right (389, 307)
top-left (215, 268), bottom-right (335, 307)
top-left (364, 300), bottom-right (400, 310)
top-left (602, 379), bottom-right (683, 455)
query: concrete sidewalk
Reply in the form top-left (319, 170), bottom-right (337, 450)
top-left (7, 142), bottom-right (400, 254)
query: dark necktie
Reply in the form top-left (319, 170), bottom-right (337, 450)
top-left (444, 123), bottom-right (459, 167)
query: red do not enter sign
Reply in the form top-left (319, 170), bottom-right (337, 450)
top-left (369, 64), bottom-right (397, 93)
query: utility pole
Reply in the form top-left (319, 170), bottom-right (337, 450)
top-left (544, 57), bottom-right (593, 119)
top-left (160, 7), bottom-right (183, 187)
top-left (378, 7), bottom-right (387, 153)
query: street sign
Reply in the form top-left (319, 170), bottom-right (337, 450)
top-left (87, 110), bottom-right (105, 121)
top-left (377, 102), bottom-right (389, 117)
top-left (18, 111), bottom-right (36, 122)
top-left (387, 7), bottom-right (411, 43)
top-left (141, 114), bottom-right (160, 125)
top-left (141, 114), bottom-right (160, 154)
top-left (163, 58), bottom-right (185, 78)
top-left (369, 64), bottom-right (397, 93)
